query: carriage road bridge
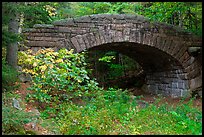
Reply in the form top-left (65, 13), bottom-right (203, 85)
top-left (22, 14), bottom-right (202, 98)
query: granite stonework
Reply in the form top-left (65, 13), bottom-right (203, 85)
top-left (22, 14), bottom-right (202, 98)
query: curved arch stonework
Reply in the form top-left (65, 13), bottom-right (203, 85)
top-left (23, 14), bottom-right (202, 98)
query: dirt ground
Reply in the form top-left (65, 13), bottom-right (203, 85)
top-left (14, 82), bottom-right (54, 135)
top-left (129, 87), bottom-right (202, 110)
top-left (14, 82), bottom-right (202, 134)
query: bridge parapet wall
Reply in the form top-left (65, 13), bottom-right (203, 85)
top-left (23, 14), bottom-right (201, 52)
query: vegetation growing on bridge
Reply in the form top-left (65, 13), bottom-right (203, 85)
top-left (2, 2), bottom-right (202, 135)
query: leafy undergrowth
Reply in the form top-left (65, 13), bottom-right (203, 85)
top-left (3, 48), bottom-right (201, 135)
top-left (3, 85), bottom-right (202, 135)
top-left (49, 89), bottom-right (202, 135)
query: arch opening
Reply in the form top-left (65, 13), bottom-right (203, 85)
top-left (86, 42), bottom-right (189, 98)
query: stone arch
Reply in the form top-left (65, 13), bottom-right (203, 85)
top-left (71, 32), bottom-right (190, 97)
top-left (23, 14), bottom-right (202, 98)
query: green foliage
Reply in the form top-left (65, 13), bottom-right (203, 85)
top-left (54, 89), bottom-right (202, 135)
top-left (87, 50), bottom-right (141, 86)
top-left (18, 48), bottom-right (100, 111)
top-left (99, 55), bottom-right (115, 63)
top-left (22, 2), bottom-right (55, 28)
top-left (2, 92), bottom-right (36, 135)
top-left (2, 58), bottom-right (19, 92)
top-left (135, 2), bottom-right (202, 36)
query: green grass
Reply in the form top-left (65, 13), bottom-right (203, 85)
top-left (39, 88), bottom-right (202, 135)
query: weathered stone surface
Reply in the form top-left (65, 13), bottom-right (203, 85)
top-left (33, 24), bottom-right (54, 29)
top-left (190, 74), bottom-right (202, 91)
top-left (73, 15), bottom-right (92, 23)
top-left (71, 37), bottom-right (80, 52)
top-left (13, 98), bottom-right (22, 110)
top-left (18, 73), bottom-right (32, 83)
top-left (27, 41), bottom-right (61, 47)
top-left (82, 34), bottom-right (91, 49)
top-left (85, 33), bottom-right (97, 48)
top-left (76, 35), bottom-right (86, 52)
top-left (53, 18), bottom-right (75, 26)
top-left (22, 14), bottom-right (202, 98)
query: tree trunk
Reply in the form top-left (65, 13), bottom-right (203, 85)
top-left (6, 2), bottom-right (20, 69)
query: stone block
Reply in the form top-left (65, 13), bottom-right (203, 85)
top-left (161, 78), bottom-right (170, 84)
top-left (190, 74), bottom-right (202, 91)
top-left (18, 72), bottom-right (32, 83)
top-left (73, 15), bottom-right (91, 23)
top-left (170, 89), bottom-right (182, 98)
top-left (160, 37), bottom-right (167, 51)
top-left (77, 22), bottom-right (95, 27)
top-left (123, 28), bottom-right (130, 41)
top-left (81, 34), bottom-right (90, 49)
top-left (108, 30), bottom-right (116, 43)
top-left (97, 25), bottom-right (105, 30)
top-left (172, 82), bottom-right (178, 89)
top-left (53, 18), bottom-right (75, 26)
top-left (170, 41), bottom-right (179, 55)
top-left (175, 46), bottom-right (187, 59)
top-left (168, 41), bottom-right (176, 55)
top-left (187, 69), bottom-right (201, 79)
top-left (71, 37), bottom-right (80, 52)
top-left (104, 31), bottom-right (112, 44)
top-left (76, 35), bottom-right (86, 51)
top-left (71, 28), bottom-right (89, 34)
top-left (100, 31), bottom-right (108, 43)
top-left (178, 82), bottom-right (185, 89)
top-left (161, 89), bottom-right (170, 96)
top-left (163, 39), bottom-right (172, 53)
top-left (179, 73), bottom-right (188, 80)
top-left (33, 24), bottom-right (54, 29)
top-left (88, 33), bottom-right (97, 47)
top-left (145, 33), bottom-right (153, 46)
top-left (93, 32), bottom-right (102, 46)
top-left (98, 30), bottom-right (106, 44)
top-left (39, 28), bottom-right (58, 33)
top-left (56, 27), bottom-right (72, 33)
top-left (113, 20), bottom-right (127, 24)
top-left (135, 31), bottom-right (143, 44)
top-left (114, 31), bottom-right (123, 42)
top-left (155, 36), bottom-right (163, 49)
top-left (27, 41), bottom-right (60, 47)
top-left (179, 51), bottom-right (190, 64)
top-left (64, 39), bottom-right (74, 50)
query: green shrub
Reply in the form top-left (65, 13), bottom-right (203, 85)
top-left (18, 48), bottom-right (101, 111)
top-left (2, 59), bottom-right (19, 92)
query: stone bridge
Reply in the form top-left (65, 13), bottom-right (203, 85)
top-left (22, 14), bottom-right (202, 98)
